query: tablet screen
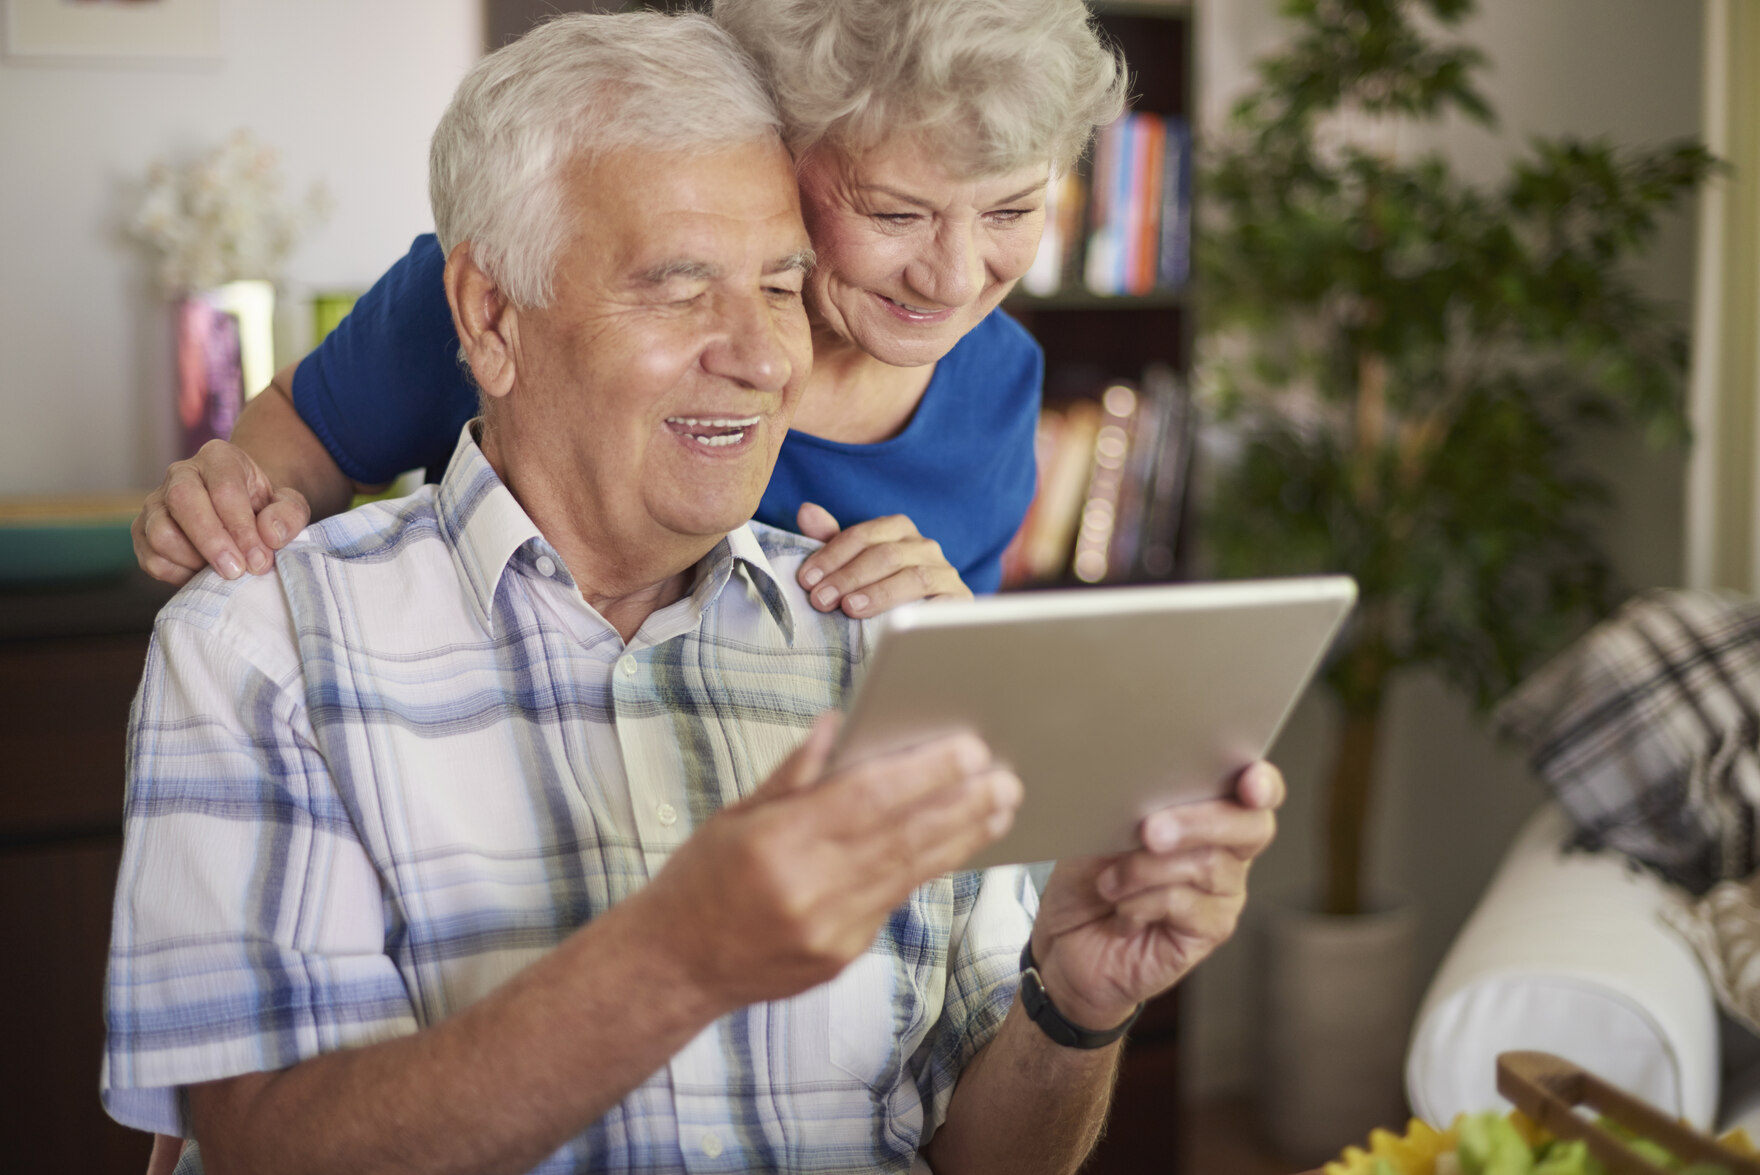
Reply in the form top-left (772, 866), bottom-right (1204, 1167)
top-left (831, 576), bottom-right (1356, 867)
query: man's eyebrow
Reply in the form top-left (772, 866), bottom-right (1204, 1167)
top-left (635, 259), bottom-right (722, 285)
top-left (768, 248), bottom-right (817, 275)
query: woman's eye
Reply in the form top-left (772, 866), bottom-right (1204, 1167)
top-left (987, 209), bottom-right (1033, 224)
top-left (874, 213), bottom-right (920, 226)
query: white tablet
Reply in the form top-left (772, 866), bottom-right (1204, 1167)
top-left (830, 575), bottom-right (1357, 868)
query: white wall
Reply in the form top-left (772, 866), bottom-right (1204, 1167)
top-left (0, 0), bottom-right (481, 496)
top-left (1187, 0), bottom-right (1705, 1098)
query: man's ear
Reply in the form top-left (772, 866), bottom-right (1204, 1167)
top-left (444, 242), bottom-right (520, 401)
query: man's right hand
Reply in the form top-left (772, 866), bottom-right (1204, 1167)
top-left (638, 715), bottom-right (1022, 1012)
top-left (132, 438), bottom-right (311, 585)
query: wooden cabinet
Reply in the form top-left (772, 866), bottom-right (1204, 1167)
top-left (0, 573), bottom-right (172, 1174)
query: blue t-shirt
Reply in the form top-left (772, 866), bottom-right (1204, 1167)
top-left (292, 234), bottom-right (1042, 594)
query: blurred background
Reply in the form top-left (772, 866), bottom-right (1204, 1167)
top-left (0, 1), bottom-right (1733, 1172)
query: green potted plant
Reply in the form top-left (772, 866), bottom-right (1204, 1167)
top-left (1195, 0), bottom-right (1712, 1158)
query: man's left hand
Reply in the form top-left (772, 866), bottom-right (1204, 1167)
top-left (1029, 761), bottom-right (1285, 1032)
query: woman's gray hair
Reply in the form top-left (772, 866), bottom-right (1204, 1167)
top-left (713, 0), bottom-right (1127, 177)
top-left (430, 11), bottom-right (780, 309)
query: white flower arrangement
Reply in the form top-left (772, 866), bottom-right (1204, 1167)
top-left (129, 129), bottom-right (331, 296)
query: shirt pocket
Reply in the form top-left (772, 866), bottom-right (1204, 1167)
top-left (828, 949), bottom-right (922, 1093)
top-left (826, 879), bottom-right (955, 1093)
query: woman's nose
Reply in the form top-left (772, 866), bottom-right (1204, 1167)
top-left (907, 220), bottom-right (983, 307)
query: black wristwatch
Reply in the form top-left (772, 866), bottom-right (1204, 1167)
top-left (1018, 940), bottom-right (1143, 1050)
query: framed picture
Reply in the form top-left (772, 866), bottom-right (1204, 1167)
top-left (2, 0), bottom-right (220, 64)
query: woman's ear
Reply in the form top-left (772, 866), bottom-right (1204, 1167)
top-left (444, 242), bottom-right (519, 401)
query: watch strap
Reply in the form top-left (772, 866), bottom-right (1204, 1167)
top-left (1017, 940), bottom-right (1143, 1050)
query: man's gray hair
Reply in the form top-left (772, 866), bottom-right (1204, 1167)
top-left (713, 0), bottom-right (1126, 178)
top-left (430, 11), bottom-right (781, 309)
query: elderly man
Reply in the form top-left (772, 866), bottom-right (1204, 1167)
top-left (104, 12), bottom-right (1280, 1175)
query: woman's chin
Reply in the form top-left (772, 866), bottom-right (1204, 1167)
top-left (845, 316), bottom-right (968, 369)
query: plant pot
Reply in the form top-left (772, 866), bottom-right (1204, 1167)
top-left (1258, 896), bottom-right (1420, 1167)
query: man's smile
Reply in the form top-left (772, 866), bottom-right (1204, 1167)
top-left (664, 413), bottom-right (762, 447)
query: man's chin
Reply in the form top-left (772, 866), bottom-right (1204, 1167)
top-left (657, 499), bottom-right (762, 547)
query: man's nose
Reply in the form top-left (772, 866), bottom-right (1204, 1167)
top-left (702, 290), bottom-right (794, 392)
top-left (907, 219), bottom-right (983, 307)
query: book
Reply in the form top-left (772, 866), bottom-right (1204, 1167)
top-left (1132, 362), bottom-right (1194, 580)
top-left (1158, 119), bottom-right (1193, 290)
top-left (1000, 400), bottom-right (1105, 588)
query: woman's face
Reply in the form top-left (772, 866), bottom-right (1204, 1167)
top-left (795, 136), bottom-right (1049, 368)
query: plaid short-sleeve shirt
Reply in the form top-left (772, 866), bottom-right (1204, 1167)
top-left (103, 425), bottom-right (1035, 1173)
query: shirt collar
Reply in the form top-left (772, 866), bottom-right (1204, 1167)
top-left (435, 421), bottom-right (796, 644)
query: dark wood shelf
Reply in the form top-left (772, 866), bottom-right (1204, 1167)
top-left (1, 583), bottom-right (159, 1173)
top-left (1006, 287), bottom-right (1189, 312)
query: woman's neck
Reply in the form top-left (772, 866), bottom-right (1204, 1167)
top-left (791, 325), bottom-right (937, 444)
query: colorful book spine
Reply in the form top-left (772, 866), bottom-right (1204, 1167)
top-left (1132, 114), bottom-right (1166, 296)
top-left (1158, 119), bottom-right (1192, 290)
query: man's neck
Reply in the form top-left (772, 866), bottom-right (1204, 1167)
top-left (478, 430), bottom-right (711, 645)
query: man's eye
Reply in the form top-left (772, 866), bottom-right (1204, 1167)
top-left (874, 213), bottom-right (920, 226)
top-left (766, 285), bottom-right (803, 299)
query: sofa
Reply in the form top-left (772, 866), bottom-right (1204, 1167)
top-left (1405, 801), bottom-right (1760, 1136)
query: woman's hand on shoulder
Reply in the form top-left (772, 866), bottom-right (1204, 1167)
top-left (794, 502), bottom-right (972, 617)
top-left (132, 439), bottom-right (311, 586)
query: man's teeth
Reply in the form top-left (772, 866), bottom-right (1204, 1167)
top-left (667, 415), bottom-right (759, 447)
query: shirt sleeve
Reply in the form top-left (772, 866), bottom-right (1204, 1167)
top-left (102, 583), bottom-right (416, 1137)
top-left (910, 865), bottom-right (1038, 1135)
top-left (291, 234), bottom-right (480, 486)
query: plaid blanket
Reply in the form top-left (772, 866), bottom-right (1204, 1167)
top-left (1497, 589), bottom-right (1760, 895)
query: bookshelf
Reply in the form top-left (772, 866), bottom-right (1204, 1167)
top-left (1006, 6), bottom-right (1196, 1171)
top-left (1002, 0), bottom-right (1197, 591)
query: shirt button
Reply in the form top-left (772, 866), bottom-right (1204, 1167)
top-left (535, 554), bottom-right (557, 578)
top-left (618, 655), bottom-right (637, 677)
top-left (656, 802), bottom-right (677, 827)
top-left (700, 1132), bottom-right (723, 1158)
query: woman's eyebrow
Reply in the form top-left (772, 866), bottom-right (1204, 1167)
top-left (859, 180), bottom-right (1049, 207)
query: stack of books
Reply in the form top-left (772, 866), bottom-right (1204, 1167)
top-left (999, 363), bottom-right (1192, 589)
top-left (1022, 114), bottom-right (1192, 299)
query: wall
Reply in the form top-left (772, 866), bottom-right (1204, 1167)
top-left (1186, 0), bottom-right (1705, 1098)
top-left (0, 0), bottom-right (481, 496)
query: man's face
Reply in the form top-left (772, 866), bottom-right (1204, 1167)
top-left (490, 138), bottom-right (813, 558)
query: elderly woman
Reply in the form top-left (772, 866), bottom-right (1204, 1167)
top-left (132, 0), bottom-right (1125, 612)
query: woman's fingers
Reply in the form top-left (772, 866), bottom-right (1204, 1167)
top-left (256, 486), bottom-right (312, 551)
top-left (133, 441), bottom-right (302, 583)
top-left (794, 501), bottom-right (842, 543)
top-left (796, 514), bottom-right (970, 615)
top-left (132, 502), bottom-right (204, 586)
